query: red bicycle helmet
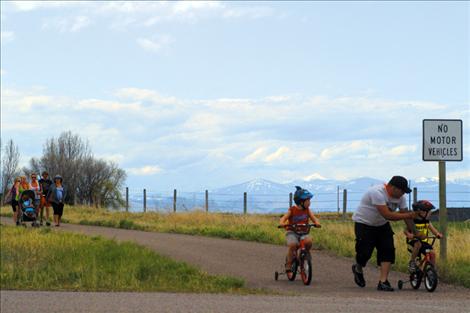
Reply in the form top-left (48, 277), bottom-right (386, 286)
top-left (412, 200), bottom-right (435, 212)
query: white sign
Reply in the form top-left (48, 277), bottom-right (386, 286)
top-left (423, 119), bottom-right (463, 161)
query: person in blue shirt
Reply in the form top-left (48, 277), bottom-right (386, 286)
top-left (47, 175), bottom-right (67, 227)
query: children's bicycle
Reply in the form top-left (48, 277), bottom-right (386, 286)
top-left (398, 236), bottom-right (439, 292)
top-left (274, 223), bottom-right (319, 285)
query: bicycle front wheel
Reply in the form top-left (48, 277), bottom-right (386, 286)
top-left (424, 263), bottom-right (438, 292)
top-left (300, 256), bottom-right (312, 285)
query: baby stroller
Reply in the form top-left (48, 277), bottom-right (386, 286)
top-left (19, 190), bottom-right (39, 227)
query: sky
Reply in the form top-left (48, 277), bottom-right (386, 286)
top-left (1, 1), bottom-right (469, 191)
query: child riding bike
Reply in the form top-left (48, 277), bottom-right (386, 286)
top-left (403, 200), bottom-right (442, 273)
top-left (279, 186), bottom-right (321, 271)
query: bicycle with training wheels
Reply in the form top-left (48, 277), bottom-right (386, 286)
top-left (274, 223), bottom-right (320, 285)
top-left (398, 236), bottom-right (440, 292)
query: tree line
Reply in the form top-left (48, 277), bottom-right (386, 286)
top-left (1, 131), bottom-right (126, 208)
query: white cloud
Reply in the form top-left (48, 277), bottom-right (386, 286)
top-left (320, 141), bottom-right (371, 160)
top-left (2, 86), bottom-right (468, 186)
top-left (42, 16), bottom-right (91, 33)
top-left (172, 1), bottom-right (224, 14)
top-left (136, 35), bottom-right (173, 53)
top-left (447, 170), bottom-right (470, 181)
top-left (244, 147), bottom-right (268, 162)
top-left (10, 1), bottom-right (56, 11)
top-left (265, 146), bottom-right (290, 162)
top-left (70, 16), bottom-right (91, 32)
top-left (97, 153), bottom-right (125, 164)
top-left (0, 69), bottom-right (6, 76)
top-left (222, 6), bottom-right (274, 19)
top-left (390, 145), bottom-right (417, 156)
top-left (115, 87), bottom-right (180, 105)
top-left (9, 1), bottom-right (275, 33)
top-left (1, 31), bottom-right (15, 42)
top-left (98, 1), bottom-right (272, 24)
top-left (264, 95), bottom-right (292, 102)
top-left (127, 165), bottom-right (162, 176)
top-left (77, 99), bottom-right (141, 112)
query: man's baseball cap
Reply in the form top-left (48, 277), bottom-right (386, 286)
top-left (388, 176), bottom-right (412, 193)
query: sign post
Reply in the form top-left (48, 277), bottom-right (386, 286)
top-left (438, 161), bottom-right (447, 261)
top-left (423, 119), bottom-right (463, 263)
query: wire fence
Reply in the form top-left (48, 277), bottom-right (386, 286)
top-left (117, 187), bottom-right (470, 214)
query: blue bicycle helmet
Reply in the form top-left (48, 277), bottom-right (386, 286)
top-left (293, 186), bottom-right (313, 205)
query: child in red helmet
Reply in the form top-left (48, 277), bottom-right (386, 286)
top-left (404, 200), bottom-right (443, 272)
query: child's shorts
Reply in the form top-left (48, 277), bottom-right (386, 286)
top-left (407, 239), bottom-right (433, 255)
top-left (286, 231), bottom-right (310, 246)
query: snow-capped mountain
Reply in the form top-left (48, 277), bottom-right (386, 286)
top-left (212, 178), bottom-right (291, 195)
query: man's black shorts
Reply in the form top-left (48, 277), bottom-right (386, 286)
top-left (355, 222), bottom-right (395, 267)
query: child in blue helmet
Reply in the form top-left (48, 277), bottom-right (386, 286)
top-left (280, 186), bottom-right (321, 270)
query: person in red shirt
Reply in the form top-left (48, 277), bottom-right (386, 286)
top-left (279, 186), bottom-right (321, 270)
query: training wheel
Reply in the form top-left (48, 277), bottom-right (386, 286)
top-left (274, 271), bottom-right (279, 281)
top-left (398, 280), bottom-right (403, 290)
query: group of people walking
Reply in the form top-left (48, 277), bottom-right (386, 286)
top-left (6, 171), bottom-right (66, 227)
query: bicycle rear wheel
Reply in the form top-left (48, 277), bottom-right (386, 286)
top-left (287, 259), bottom-right (298, 281)
top-left (410, 271), bottom-right (422, 289)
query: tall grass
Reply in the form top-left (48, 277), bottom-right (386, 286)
top-left (2, 206), bottom-right (469, 287)
top-left (0, 225), bottom-right (244, 292)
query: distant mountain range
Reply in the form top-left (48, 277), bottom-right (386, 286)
top-left (127, 177), bottom-right (470, 214)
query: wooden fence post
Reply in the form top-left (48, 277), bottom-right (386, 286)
top-left (243, 192), bottom-right (247, 214)
top-left (143, 189), bottom-right (147, 213)
top-left (125, 187), bottom-right (129, 212)
top-left (205, 190), bottom-right (209, 212)
top-left (173, 189), bottom-right (177, 213)
top-left (337, 186), bottom-right (340, 214)
top-left (413, 187), bottom-right (418, 204)
top-left (342, 189), bottom-right (347, 220)
top-left (289, 192), bottom-right (293, 208)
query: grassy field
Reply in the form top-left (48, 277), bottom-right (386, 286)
top-left (2, 206), bottom-right (469, 288)
top-left (0, 224), bottom-right (245, 292)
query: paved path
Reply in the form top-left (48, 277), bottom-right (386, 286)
top-left (2, 290), bottom-right (469, 313)
top-left (1, 218), bottom-right (469, 312)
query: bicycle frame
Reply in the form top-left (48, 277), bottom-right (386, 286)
top-left (417, 237), bottom-right (437, 270)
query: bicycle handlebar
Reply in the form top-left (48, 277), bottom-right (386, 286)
top-left (277, 223), bottom-right (321, 229)
top-left (420, 236), bottom-right (439, 246)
